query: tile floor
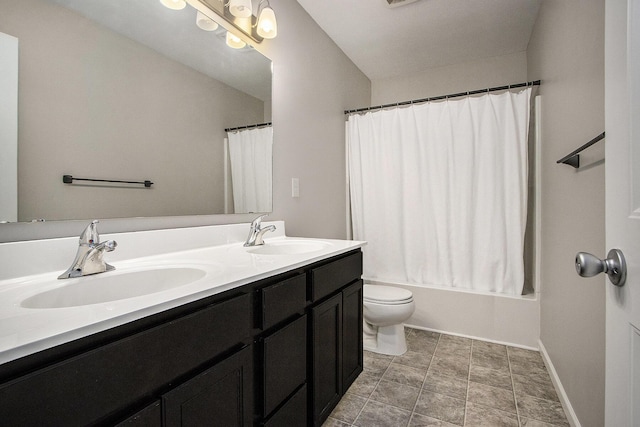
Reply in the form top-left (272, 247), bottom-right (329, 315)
top-left (323, 328), bottom-right (569, 427)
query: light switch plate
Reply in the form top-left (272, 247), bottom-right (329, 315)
top-left (291, 178), bottom-right (299, 197)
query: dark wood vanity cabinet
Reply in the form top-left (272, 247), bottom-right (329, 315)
top-left (115, 401), bottom-right (162, 426)
top-left (342, 280), bottom-right (364, 390)
top-left (309, 251), bottom-right (364, 426)
top-left (0, 249), bottom-right (363, 427)
top-left (308, 281), bottom-right (363, 426)
top-left (0, 293), bottom-right (253, 426)
top-left (261, 314), bottom-right (307, 418)
top-left (311, 293), bottom-right (343, 424)
top-left (163, 345), bottom-right (254, 427)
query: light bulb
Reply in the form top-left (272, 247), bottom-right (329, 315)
top-left (257, 6), bottom-right (277, 39)
top-left (159, 0), bottom-right (186, 10)
top-left (229, 0), bottom-right (252, 18)
top-left (226, 31), bottom-right (246, 49)
top-left (196, 10), bottom-right (219, 31)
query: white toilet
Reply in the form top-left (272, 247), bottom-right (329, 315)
top-left (363, 284), bottom-right (415, 356)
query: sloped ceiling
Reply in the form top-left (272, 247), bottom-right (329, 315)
top-left (295, 0), bottom-right (541, 81)
top-left (48, 0), bottom-right (272, 101)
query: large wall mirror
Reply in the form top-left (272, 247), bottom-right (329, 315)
top-left (0, 0), bottom-right (272, 224)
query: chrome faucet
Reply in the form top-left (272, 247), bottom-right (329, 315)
top-left (243, 214), bottom-right (276, 247)
top-left (58, 220), bottom-right (117, 279)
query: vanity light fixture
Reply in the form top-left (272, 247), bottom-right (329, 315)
top-left (256, 0), bottom-right (277, 39)
top-left (226, 31), bottom-right (246, 49)
top-left (228, 0), bottom-right (252, 18)
top-left (196, 10), bottom-right (219, 31)
top-left (160, 0), bottom-right (187, 10)
top-left (183, 0), bottom-right (278, 45)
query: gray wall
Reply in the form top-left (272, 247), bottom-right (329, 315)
top-left (371, 51), bottom-right (527, 105)
top-left (527, 1), bottom-right (606, 425)
top-left (0, 0), bottom-right (265, 222)
top-left (256, 1), bottom-right (371, 239)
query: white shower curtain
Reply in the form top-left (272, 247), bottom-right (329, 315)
top-left (347, 89), bottom-right (531, 295)
top-left (227, 126), bottom-right (273, 213)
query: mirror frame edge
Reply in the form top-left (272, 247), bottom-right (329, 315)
top-left (0, 213), bottom-right (270, 243)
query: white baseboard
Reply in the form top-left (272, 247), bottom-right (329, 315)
top-left (405, 323), bottom-right (539, 351)
top-left (538, 339), bottom-right (581, 427)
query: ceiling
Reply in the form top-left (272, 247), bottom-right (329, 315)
top-left (295, 0), bottom-right (541, 81)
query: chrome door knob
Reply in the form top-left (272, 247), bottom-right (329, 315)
top-left (575, 249), bottom-right (627, 287)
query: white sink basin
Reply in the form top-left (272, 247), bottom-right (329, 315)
top-left (21, 267), bottom-right (207, 309)
top-left (247, 240), bottom-right (332, 255)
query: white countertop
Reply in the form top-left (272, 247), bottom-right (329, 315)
top-left (0, 222), bottom-right (365, 365)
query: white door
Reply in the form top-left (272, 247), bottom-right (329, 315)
top-left (604, 0), bottom-right (640, 425)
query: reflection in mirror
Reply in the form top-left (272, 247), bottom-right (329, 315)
top-left (0, 0), bottom-right (272, 223)
top-left (226, 124), bottom-right (272, 213)
top-left (0, 32), bottom-right (18, 223)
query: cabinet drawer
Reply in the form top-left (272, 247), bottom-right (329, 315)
top-left (0, 293), bottom-right (251, 426)
top-left (263, 384), bottom-right (307, 427)
top-left (310, 251), bottom-right (363, 302)
top-left (262, 314), bottom-right (307, 417)
top-left (260, 274), bottom-right (307, 330)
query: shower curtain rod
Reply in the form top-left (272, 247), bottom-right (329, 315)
top-left (344, 80), bottom-right (541, 115)
top-left (225, 122), bottom-right (272, 133)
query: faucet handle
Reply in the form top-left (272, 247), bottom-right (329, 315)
top-left (250, 214), bottom-right (268, 228)
top-left (102, 240), bottom-right (117, 252)
top-left (79, 220), bottom-right (100, 245)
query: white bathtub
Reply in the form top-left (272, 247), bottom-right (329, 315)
top-left (366, 280), bottom-right (540, 349)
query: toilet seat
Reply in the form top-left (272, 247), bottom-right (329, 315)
top-left (364, 285), bottom-right (413, 305)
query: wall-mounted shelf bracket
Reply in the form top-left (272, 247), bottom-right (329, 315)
top-left (556, 132), bottom-right (605, 169)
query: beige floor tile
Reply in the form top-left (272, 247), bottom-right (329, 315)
top-left (467, 381), bottom-right (517, 414)
top-left (394, 349), bottom-right (433, 369)
top-left (328, 333), bottom-right (570, 427)
top-left (414, 390), bottom-right (466, 426)
top-left (469, 364), bottom-right (513, 391)
top-left (382, 362), bottom-right (428, 388)
top-left (347, 372), bottom-right (380, 398)
top-left (370, 379), bottom-right (421, 410)
top-left (517, 394), bottom-right (570, 426)
top-left (423, 370), bottom-right (468, 400)
top-left (429, 354), bottom-right (470, 379)
top-left (353, 400), bottom-right (412, 427)
top-left (409, 412), bottom-right (459, 426)
top-left (464, 401), bottom-right (519, 427)
top-left (329, 392), bottom-right (367, 424)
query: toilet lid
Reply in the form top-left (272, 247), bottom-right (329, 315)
top-left (363, 285), bottom-right (413, 304)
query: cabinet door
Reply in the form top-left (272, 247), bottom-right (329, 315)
top-left (311, 293), bottom-right (343, 426)
top-left (263, 384), bottom-right (307, 427)
top-left (163, 345), bottom-right (253, 427)
top-left (262, 315), bottom-right (307, 417)
top-left (114, 401), bottom-right (161, 427)
top-left (342, 280), bottom-right (363, 392)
